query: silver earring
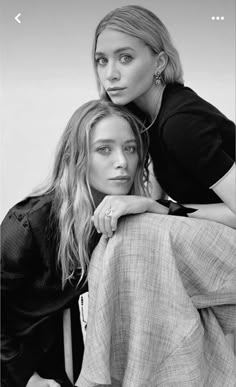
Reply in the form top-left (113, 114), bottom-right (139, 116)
top-left (154, 71), bottom-right (161, 85)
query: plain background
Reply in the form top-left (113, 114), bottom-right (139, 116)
top-left (0, 0), bottom-right (235, 220)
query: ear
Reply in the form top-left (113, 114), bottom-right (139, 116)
top-left (155, 51), bottom-right (168, 74)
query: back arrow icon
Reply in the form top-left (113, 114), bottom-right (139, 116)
top-left (15, 13), bottom-right (21, 23)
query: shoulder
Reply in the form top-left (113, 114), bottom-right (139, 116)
top-left (160, 83), bottom-right (233, 124)
top-left (158, 83), bottom-right (235, 145)
top-left (3, 193), bottom-right (54, 228)
top-left (1, 193), bottom-right (55, 269)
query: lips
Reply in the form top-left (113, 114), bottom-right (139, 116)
top-left (109, 176), bottom-right (130, 181)
top-left (107, 87), bottom-right (126, 92)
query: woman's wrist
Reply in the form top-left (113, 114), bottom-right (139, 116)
top-left (147, 198), bottom-right (169, 214)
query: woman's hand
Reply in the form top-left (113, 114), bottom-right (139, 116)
top-left (26, 372), bottom-right (61, 387)
top-left (92, 195), bottom-right (167, 237)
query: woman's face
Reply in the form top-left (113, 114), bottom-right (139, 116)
top-left (95, 29), bottom-right (158, 106)
top-left (88, 114), bottom-right (139, 195)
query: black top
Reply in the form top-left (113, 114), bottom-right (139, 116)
top-left (148, 83), bottom-right (235, 204)
top-left (1, 194), bottom-right (91, 387)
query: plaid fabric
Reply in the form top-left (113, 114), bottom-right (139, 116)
top-left (76, 214), bottom-right (236, 386)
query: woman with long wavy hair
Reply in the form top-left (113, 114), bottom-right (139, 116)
top-left (1, 99), bottom-right (156, 387)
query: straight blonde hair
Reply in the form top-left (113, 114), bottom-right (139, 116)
top-left (93, 5), bottom-right (184, 99)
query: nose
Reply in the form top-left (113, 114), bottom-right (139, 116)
top-left (113, 150), bottom-right (128, 169)
top-left (106, 61), bottom-right (120, 81)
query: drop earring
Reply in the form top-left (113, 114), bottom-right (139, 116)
top-left (154, 71), bottom-right (161, 85)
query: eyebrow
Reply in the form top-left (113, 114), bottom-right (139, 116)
top-left (93, 138), bottom-right (137, 145)
top-left (95, 47), bottom-right (136, 56)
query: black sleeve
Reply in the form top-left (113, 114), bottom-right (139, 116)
top-left (1, 210), bottom-right (41, 387)
top-left (163, 113), bottom-right (235, 188)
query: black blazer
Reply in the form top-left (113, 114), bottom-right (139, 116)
top-left (1, 194), bottom-right (87, 387)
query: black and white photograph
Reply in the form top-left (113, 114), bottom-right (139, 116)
top-left (1, 1), bottom-right (235, 386)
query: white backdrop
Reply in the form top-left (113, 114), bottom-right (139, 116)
top-left (1, 0), bottom-right (235, 220)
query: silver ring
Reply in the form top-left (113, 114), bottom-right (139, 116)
top-left (105, 208), bottom-right (113, 217)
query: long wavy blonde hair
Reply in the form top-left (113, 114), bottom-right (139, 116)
top-left (93, 5), bottom-right (184, 99)
top-left (40, 100), bottom-right (149, 287)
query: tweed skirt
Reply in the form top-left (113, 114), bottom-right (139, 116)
top-left (76, 214), bottom-right (236, 386)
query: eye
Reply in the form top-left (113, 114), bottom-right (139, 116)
top-left (96, 146), bottom-right (111, 154)
top-left (120, 55), bottom-right (133, 64)
top-left (95, 57), bottom-right (107, 66)
top-left (124, 145), bottom-right (137, 153)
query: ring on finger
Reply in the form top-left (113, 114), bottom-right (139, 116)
top-left (105, 208), bottom-right (113, 217)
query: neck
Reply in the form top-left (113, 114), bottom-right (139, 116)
top-left (90, 187), bottom-right (106, 208)
top-left (134, 84), bottom-right (166, 122)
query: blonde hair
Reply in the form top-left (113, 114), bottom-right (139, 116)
top-left (38, 100), bottom-right (149, 287)
top-left (93, 5), bottom-right (184, 98)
